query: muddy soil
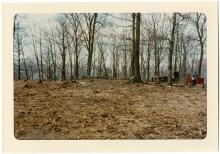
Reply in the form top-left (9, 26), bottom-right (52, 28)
top-left (14, 79), bottom-right (206, 139)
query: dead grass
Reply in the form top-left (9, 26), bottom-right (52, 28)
top-left (14, 79), bottom-right (207, 139)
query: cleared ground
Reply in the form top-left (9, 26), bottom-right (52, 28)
top-left (14, 79), bottom-right (207, 139)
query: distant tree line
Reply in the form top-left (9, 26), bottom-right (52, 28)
top-left (13, 13), bottom-right (206, 84)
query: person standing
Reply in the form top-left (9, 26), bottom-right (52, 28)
top-left (192, 72), bottom-right (197, 86)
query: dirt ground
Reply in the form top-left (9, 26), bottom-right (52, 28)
top-left (14, 79), bottom-right (207, 139)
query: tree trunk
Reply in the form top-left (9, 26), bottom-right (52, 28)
top-left (112, 51), bottom-right (117, 78)
top-left (198, 43), bottom-right (204, 76)
top-left (93, 48), bottom-right (96, 77)
top-left (36, 55), bottom-right (41, 80)
top-left (13, 15), bottom-right (17, 39)
top-left (21, 45), bottom-right (28, 80)
top-left (61, 31), bottom-right (66, 81)
top-left (147, 42), bottom-right (151, 81)
top-left (179, 52), bottom-right (182, 81)
top-left (53, 55), bottom-right (57, 80)
top-left (30, 64), bottom-right (33, 80)
top-left (69, 50), bottom-right (73, 80)
top-left (140, 46), bottom-right (144, 78)
top-left (153, 23), bottom-right (158, 76)
top-left (74, 40), bottom-right (79, 79)
top-left (87, 51), bottom-right (92, 77)
top-left (98, 51), bottom-right (102, 77)
top-left (168, 13), bottom-right (176, 85)
top-left (75, 54), bottom-right (79, 79)
top-left (192, 52), bottom-right (195, 73)
top-left (131, 13), bottom-right (136, 77)
top-left (100, 48), bottom-right (107, 78)
top-left (195, 13), bottom-right (206, 76)
top-left (51, 34), bottom-right (57, 80)
top-left (133, 13), bottom-right (142, 83)
top-left (16, 33), bottom-right (21, 80)
top-left (47, 47), bottom-right (52, 80)
top-left (123, 49), bottom-right (128, 79)
top-left (39, 33), bottom-right (43, 80)
top-left (157, 56), bottom-right (160, 77)
top-left (86, 13), bottom-right (97, 77)
top-left (31, 33), bottom-right (41, 80)
top-left (174, 25), bottom-right (179, 73)
top-left (182, 37), bottom-right (187, 81)
top-left (62, 53), bottom-right (66, 81)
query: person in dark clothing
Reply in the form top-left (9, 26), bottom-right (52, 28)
top-left (192, 72), bottom-right (197, 86)
top-left (173, 71), bottom-right (179, 84)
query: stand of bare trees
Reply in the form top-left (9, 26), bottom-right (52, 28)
top-left (13, 13), bottom-right (207, 84)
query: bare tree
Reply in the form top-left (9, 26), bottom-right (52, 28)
top-left (14, 15), bottom-right (23, 80)
top-left (20, 39), bottom-right (29, 80)
top-left (122, 31), bottom-right (129, 79)
top-left (55, 14), bottom-right (70, 81)
top-left (145, 29), bottom-right (153, 82)
top-left (111, 38), bottom-right (119, 78)
top-left (30, 28), bottom-right (41, 81)
top-left (132, 13), bottom-right (142, 83)
top-left (66, 13), bottom-right (83, 80)
top-left (46, 46), bottom-right (53, 80)
top-left (147, 40), bottom-right (151, 81)
top-left (49, 25), bottom-right (58, 80)
top-left (39, 31), bottom-right (44, 80)
top-left (78, 13), bottom-right (98, 77)
top-left (174, 22), bottom-right (179, 73)
top-left (16, 33), bottom-right (22, 80)
top-left (168, 13), bottom-right (177, 85)
top-left (181, 35), bottom-right (187, 81)
top-left (195, 13), bottom-right (206, 76)
top-left (97, 38), bottom-right (108, 78)
top-left (130, 13), bottom-right (136, 77)
top-left (43, 24), bottom-right (58, 81)
top-left (152, 14), bottom-right (159, 76)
